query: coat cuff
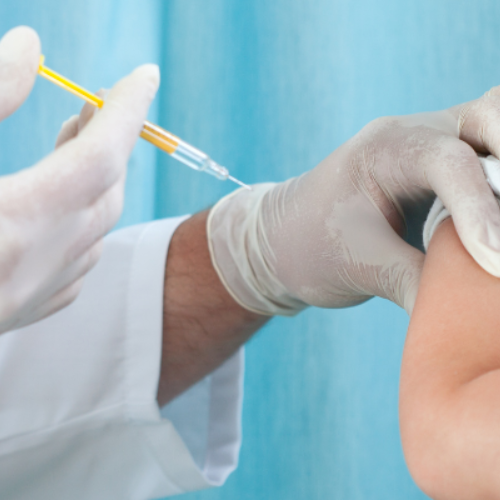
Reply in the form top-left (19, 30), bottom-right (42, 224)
top-left (119, 217), bottom-right (244, 491)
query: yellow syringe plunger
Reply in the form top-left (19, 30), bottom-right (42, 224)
top-left (37, 56), bottom-right (250, 189)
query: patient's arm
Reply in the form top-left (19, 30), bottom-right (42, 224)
top-left (400, 218), bottom-right (500, 500)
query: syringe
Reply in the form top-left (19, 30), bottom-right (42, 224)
top-left (38, 57), bottom-right (250, 190)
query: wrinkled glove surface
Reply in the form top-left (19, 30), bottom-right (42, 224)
top-left (209, 99), bottom-right (500, 316)
top-left (423, 155), bottom-right (500, 250)
top-left (0, 26), bottom-right (159, 332)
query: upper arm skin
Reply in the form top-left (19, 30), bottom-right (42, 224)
top-left (400, 218), bottom-right (500, 500)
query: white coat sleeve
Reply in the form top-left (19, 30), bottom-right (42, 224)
top-left (0, 216), bottom-right (244, 500)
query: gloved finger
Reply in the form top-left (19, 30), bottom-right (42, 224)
top-left (35, 237), bottom-right (105, 322)
top-left (77, 89), bottom-right (107, 132)
top-left (24, 277), bottom-right (86, 327)
top-left (424, 139), bottom-right (500, 277)
top-left (26, 65), bottom-right (157, 210)
top-left (54, 90), bottom-right (107, 149)
top-left (481, 155), bottom-right (500, 196)
top-left (79, 64), bottom-right (159, 168)
top-left (34, 64), bottom-right (159, 207)
top-left (458, 88), bottom-right (500, 157)
top-left (0, 274), bottom-right (85, 333)
top-left (55, 115), bottom-right (79, 148)
top-left (13, 240), bottom-right (103, 332)
top-left (88, 173), bottom-right (126, 236)
top-left (381, 241), bottom-right (425, 315)
top-left (52, 240), bottom-right (103, 297)
top-left (65, 177), bottom-right (125, 260)
top-left (334, 195), bottom-right (426, 314)
top-left (0, 26), bottom-right (40, 121)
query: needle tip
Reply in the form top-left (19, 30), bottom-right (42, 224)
top-left (228, 175), bottom-right (252, 191)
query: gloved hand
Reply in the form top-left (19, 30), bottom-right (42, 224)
top-left (208, 99), bottom-right (500, 316)
top-left (423, 155), bottom-right (500, 249)
top-left (0, 26), bottom-right (159, 332)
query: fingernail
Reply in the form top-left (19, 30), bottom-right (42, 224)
top-left (133, 64), bottom-right (160, 91)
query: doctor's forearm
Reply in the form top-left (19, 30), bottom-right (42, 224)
top-left (157, 210), bottom-right (269, 406)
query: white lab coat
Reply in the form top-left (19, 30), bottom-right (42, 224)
top-left (0, 216), bottom-right (243, 500)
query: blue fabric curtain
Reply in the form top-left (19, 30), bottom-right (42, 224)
top-left (1, 1), bottom-right (500, 499)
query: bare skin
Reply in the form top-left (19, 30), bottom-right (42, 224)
top-left (157, 210), bottom-right (269, 406)
top-left (400, 218), bottom-right (500, 500)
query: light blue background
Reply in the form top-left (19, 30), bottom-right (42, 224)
top-left (0, 1), bottom-right (498, 498)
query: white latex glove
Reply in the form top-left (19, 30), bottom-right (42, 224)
top-left (0, 26), bottom-right (159, 332)
top-left (209, 102), bottom-right (500, 316)
top-left (423, 155), bottom-right (500, 250)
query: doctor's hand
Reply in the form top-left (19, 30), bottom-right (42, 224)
top-left (208, 95), bottom-right (500, 316)
top-left (0, 26), bottom-right (159, 332)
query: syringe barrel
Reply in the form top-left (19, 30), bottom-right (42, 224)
top-left (37, 60), bottom-right (248, 187)
top-left (171, 140), bottom-right (229, 180)
top-left (141, 121), bottom-right (229, 180)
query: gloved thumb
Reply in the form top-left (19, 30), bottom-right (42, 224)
top-left (42, 64), bottom-right (160, 206)
top-left (79, 64), bottom-right (160, 165)
top-left (382, 242), bottom-right (425, 315)
top-left (0, 26), bottom-right (41, 121)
